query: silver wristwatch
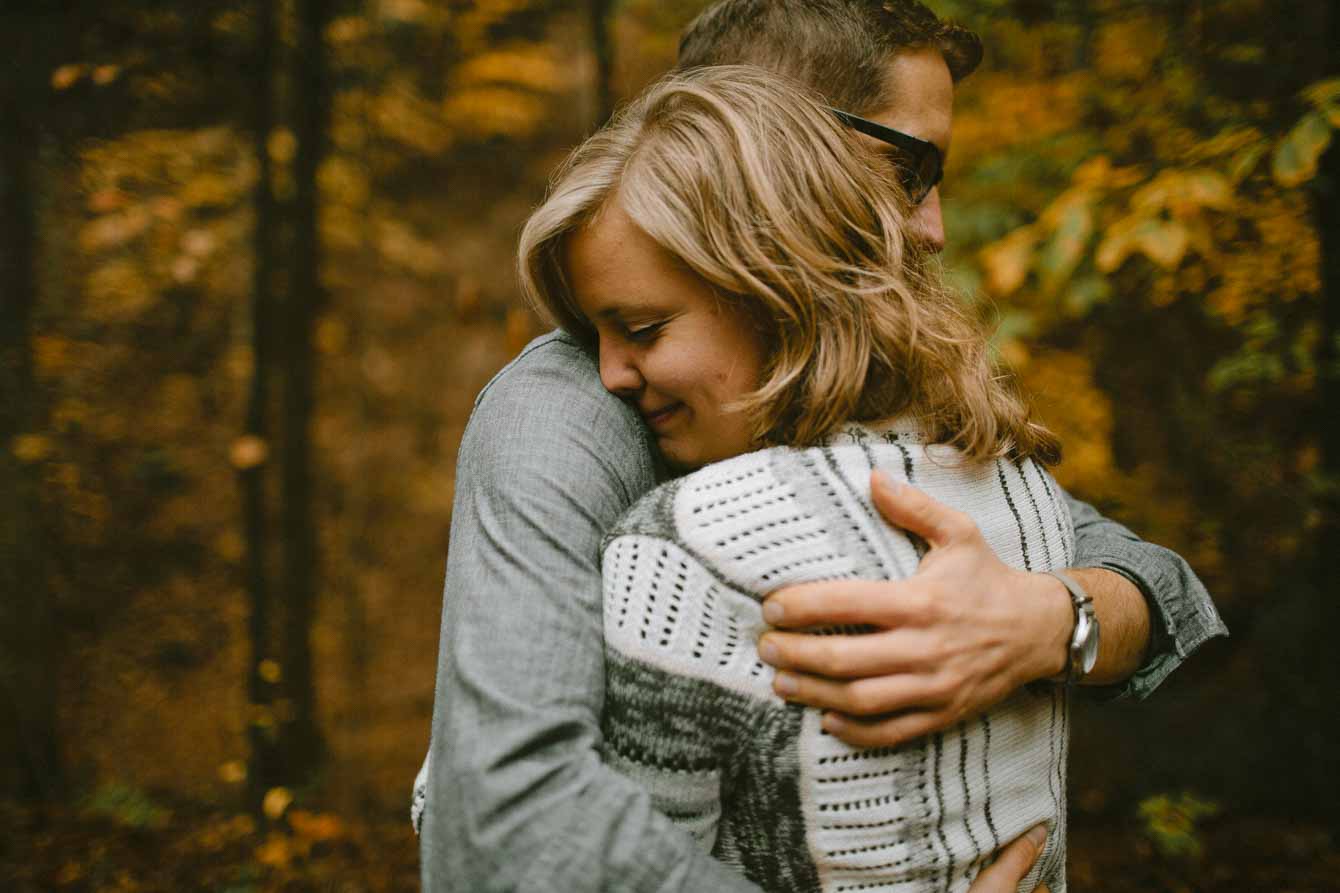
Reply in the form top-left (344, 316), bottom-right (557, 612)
top-left (1045, 570), bottom-right (1099, 684)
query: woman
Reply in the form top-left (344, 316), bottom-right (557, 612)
top-left (517, 65), bottom-right (1070, 892)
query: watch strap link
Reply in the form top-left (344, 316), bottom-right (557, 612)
top-left (1045, 569), bottom-right (1097, 684)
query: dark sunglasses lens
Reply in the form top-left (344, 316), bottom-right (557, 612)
top-left (889, 148), bottom-right (933, 203)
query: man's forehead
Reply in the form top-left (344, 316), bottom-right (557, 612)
top-left (871, 47), bottom-right (954, 152)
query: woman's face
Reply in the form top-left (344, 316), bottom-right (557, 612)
top-left (566, 202), bottom-right (766, 470)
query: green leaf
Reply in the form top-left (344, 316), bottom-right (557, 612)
top-left (1229, 141), bottom-right (1267, 183)
top-left (1302, 78), bottom-right (1340, 110)
top-left (1062, 275), bottom-right (1113, 317)
top-left (1137, 219), bottom-right (1190, 269)
top-left (1272, 111), bottom-right (1334, 187)
top-left (1037, 197), bottom-right (1093, 296)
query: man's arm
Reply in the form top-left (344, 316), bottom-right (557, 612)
top-left (1063, 492), bottom-right (1227, 699)
top-left (757, 471), bottom-right (1226, 748)
top-left (421, 337), bottom-right (760, 892)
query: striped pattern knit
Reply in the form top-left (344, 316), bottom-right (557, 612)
top-left (601, 420), bottom-right (1074, 893)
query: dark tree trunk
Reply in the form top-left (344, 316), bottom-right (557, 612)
top-left (278, 0), bottom-right (330, 779)
top-left (590, 0), bottom-right (615, 128)
top-left (1308, 2), bottom-right (1340, 821)
top-left (0, 4), bottom-right (63, 803)
top-left (244, 0), bottom-right (283, 817)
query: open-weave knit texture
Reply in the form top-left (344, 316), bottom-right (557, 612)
top-left (601, 421), bottom-right (1074, 893)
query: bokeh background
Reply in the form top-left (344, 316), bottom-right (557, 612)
top-left (1, 0), bottom-right (1336, 890)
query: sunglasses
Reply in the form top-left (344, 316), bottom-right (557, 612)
top-left (829, 107), bottom-right (943, 205)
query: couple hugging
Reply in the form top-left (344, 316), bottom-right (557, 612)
top-left (415, 2), bottom-right (1226, 891)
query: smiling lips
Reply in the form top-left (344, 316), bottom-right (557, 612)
top-left (641, 402), bottom-right (683, 430)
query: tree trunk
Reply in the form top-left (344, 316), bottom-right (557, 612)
top-left (278, 0), bottom-right (330, 780)
top-left (1308, 2), bottom-right (1340, 821)
top-left (0, 6), bottom-right (63, 803)
top-left (590, 0), bottom-right (615, 128)
top-left (244, 0), bottom-right (283, 817)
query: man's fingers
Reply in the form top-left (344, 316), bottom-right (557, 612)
top-left (966, 824), bottom-right (1049, 893)
top-left (763, 579), bottom-right (927, 629)
top-left (818, 709), bottom-right (949, 749)
top-left (759, 629), bottom-right (930, 679)
top-left (869, 470), bottom-right (976, 549)
top-left (769, 665), bottom-right (948, 715)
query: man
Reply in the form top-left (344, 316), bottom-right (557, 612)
top-left (418, 2), bottom-right (1226, 890)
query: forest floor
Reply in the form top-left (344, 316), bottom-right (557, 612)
top-left (2, 798), bottom-right (1335, 893)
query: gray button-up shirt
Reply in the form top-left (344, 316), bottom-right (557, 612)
top-left (419, 331), bottom-right (1227, 892)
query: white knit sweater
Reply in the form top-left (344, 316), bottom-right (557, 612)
top-left (600, 420), bottom-right (1073, 893)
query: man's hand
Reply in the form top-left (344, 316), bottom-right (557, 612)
top-left (758, 470), bottom-right (1075, 748)
top-left (967, 825), bottom-right (1050, 893)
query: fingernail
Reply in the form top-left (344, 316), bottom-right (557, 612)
top-left (758, 639), bottom-right (780, 664)
top-left (820, 712), bottom-right (843, 733)
top-left (1026, 824), bottom-right (1048, 847)
top-left (762, 601), bottom-right (784, 624)
top-left (773, 672), bottom-right (798, 695)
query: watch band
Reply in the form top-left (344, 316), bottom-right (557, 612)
top-left (1044, 570), bottom-right (1099, 684)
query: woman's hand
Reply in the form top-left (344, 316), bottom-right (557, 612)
top-left (968, 825), bottom-right (1050, 893)
top-left (757, 470), bottom-right (1075, 748)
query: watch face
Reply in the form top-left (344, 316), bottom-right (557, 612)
top-left (1078, 613), bottom-right (1100, 674)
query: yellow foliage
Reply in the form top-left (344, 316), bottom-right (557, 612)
top-left (268, 127), bottom-right (298, 165)
top-left (34, 335), bottom-right (76, 376)
top-left (80, 208), bottom-right (152, 253)
top-left (12, 434), bottom-right (54, 464)
top-left (230, 436), bottom-right (270, 470)
top-left (316, 317), bottom-right (348, 355)
top-left (455, 45), bottom-right (566, 93)
top-left (374, 80), bottom-right (452, 155)
top-left (263, 787), bottom-right (293, 821)
top-left (376, 0), bottom-right (439, 25)
top-left (443, 85), bottom-right (548, 140)
top-left (1092, 18), bottom-right (1166, 82)
top-left (375, 218), bottom-right (445, 277)
top-left (181, 173), bottom-right (240, 209)
top-left (217, 760), bottom-right (246, 784)
top-left (318, 157), bottom-right (371, 208)
top-left (288, 809), bottom-right (346, 842)
top-left (92, 65), bottom-right (122, 86)
top-left (258, 659), bottom-right (282, 684)
top-left (327, 15), bottom-right (371, 45)
top-left (51, 64), bottom-right (85, 91)
top-left (87, 260), bottom-right (154, 322)
top-left (321, 205), bottom-right (366, 251)
top-left (951, 73), bottom-right (1086, 162)
top-left (255, 831), bottom-right (294, 868)
top-left (979, 225), bottom-right (1038, 298)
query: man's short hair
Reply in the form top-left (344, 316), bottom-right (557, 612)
top-left (677, 0), bottom-right (982, 115)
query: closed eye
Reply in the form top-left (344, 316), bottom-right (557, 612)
top-left (625, 321), bottom-right (665, 343)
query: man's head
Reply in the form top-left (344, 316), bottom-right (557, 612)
top-left (677, 0), bottom-right (982, 251)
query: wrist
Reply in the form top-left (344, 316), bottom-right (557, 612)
top-left (1028, 570), bottom-right (1074, 682)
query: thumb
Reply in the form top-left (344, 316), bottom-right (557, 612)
top-left (870, 470), bottom-right (974, 549)
top-left (967, 824), bottom-right (1048, 893)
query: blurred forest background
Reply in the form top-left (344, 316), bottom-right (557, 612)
top-left (1, 0), bottom-right (1337, 890)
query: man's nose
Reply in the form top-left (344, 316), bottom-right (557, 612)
top-left (910, 188), bottom-right (945, 254)
top-left (598, 338), bottom-right (643, 396)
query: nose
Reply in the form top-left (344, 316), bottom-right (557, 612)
top-left (910, 188), bottom-right (945, 254)
top-left (597, 336), bottom-right (643, 397)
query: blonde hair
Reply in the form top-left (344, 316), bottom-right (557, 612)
top-left (519, 65), bottom-right (1058, 465)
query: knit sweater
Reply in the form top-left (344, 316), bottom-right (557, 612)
top-left (600, 420), bottom-right (1074, 893)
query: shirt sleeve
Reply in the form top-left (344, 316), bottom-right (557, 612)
top-left (420, 337), bottom-right (762, 893)
top-left (1060, 487), bottom-right (1228, 700)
